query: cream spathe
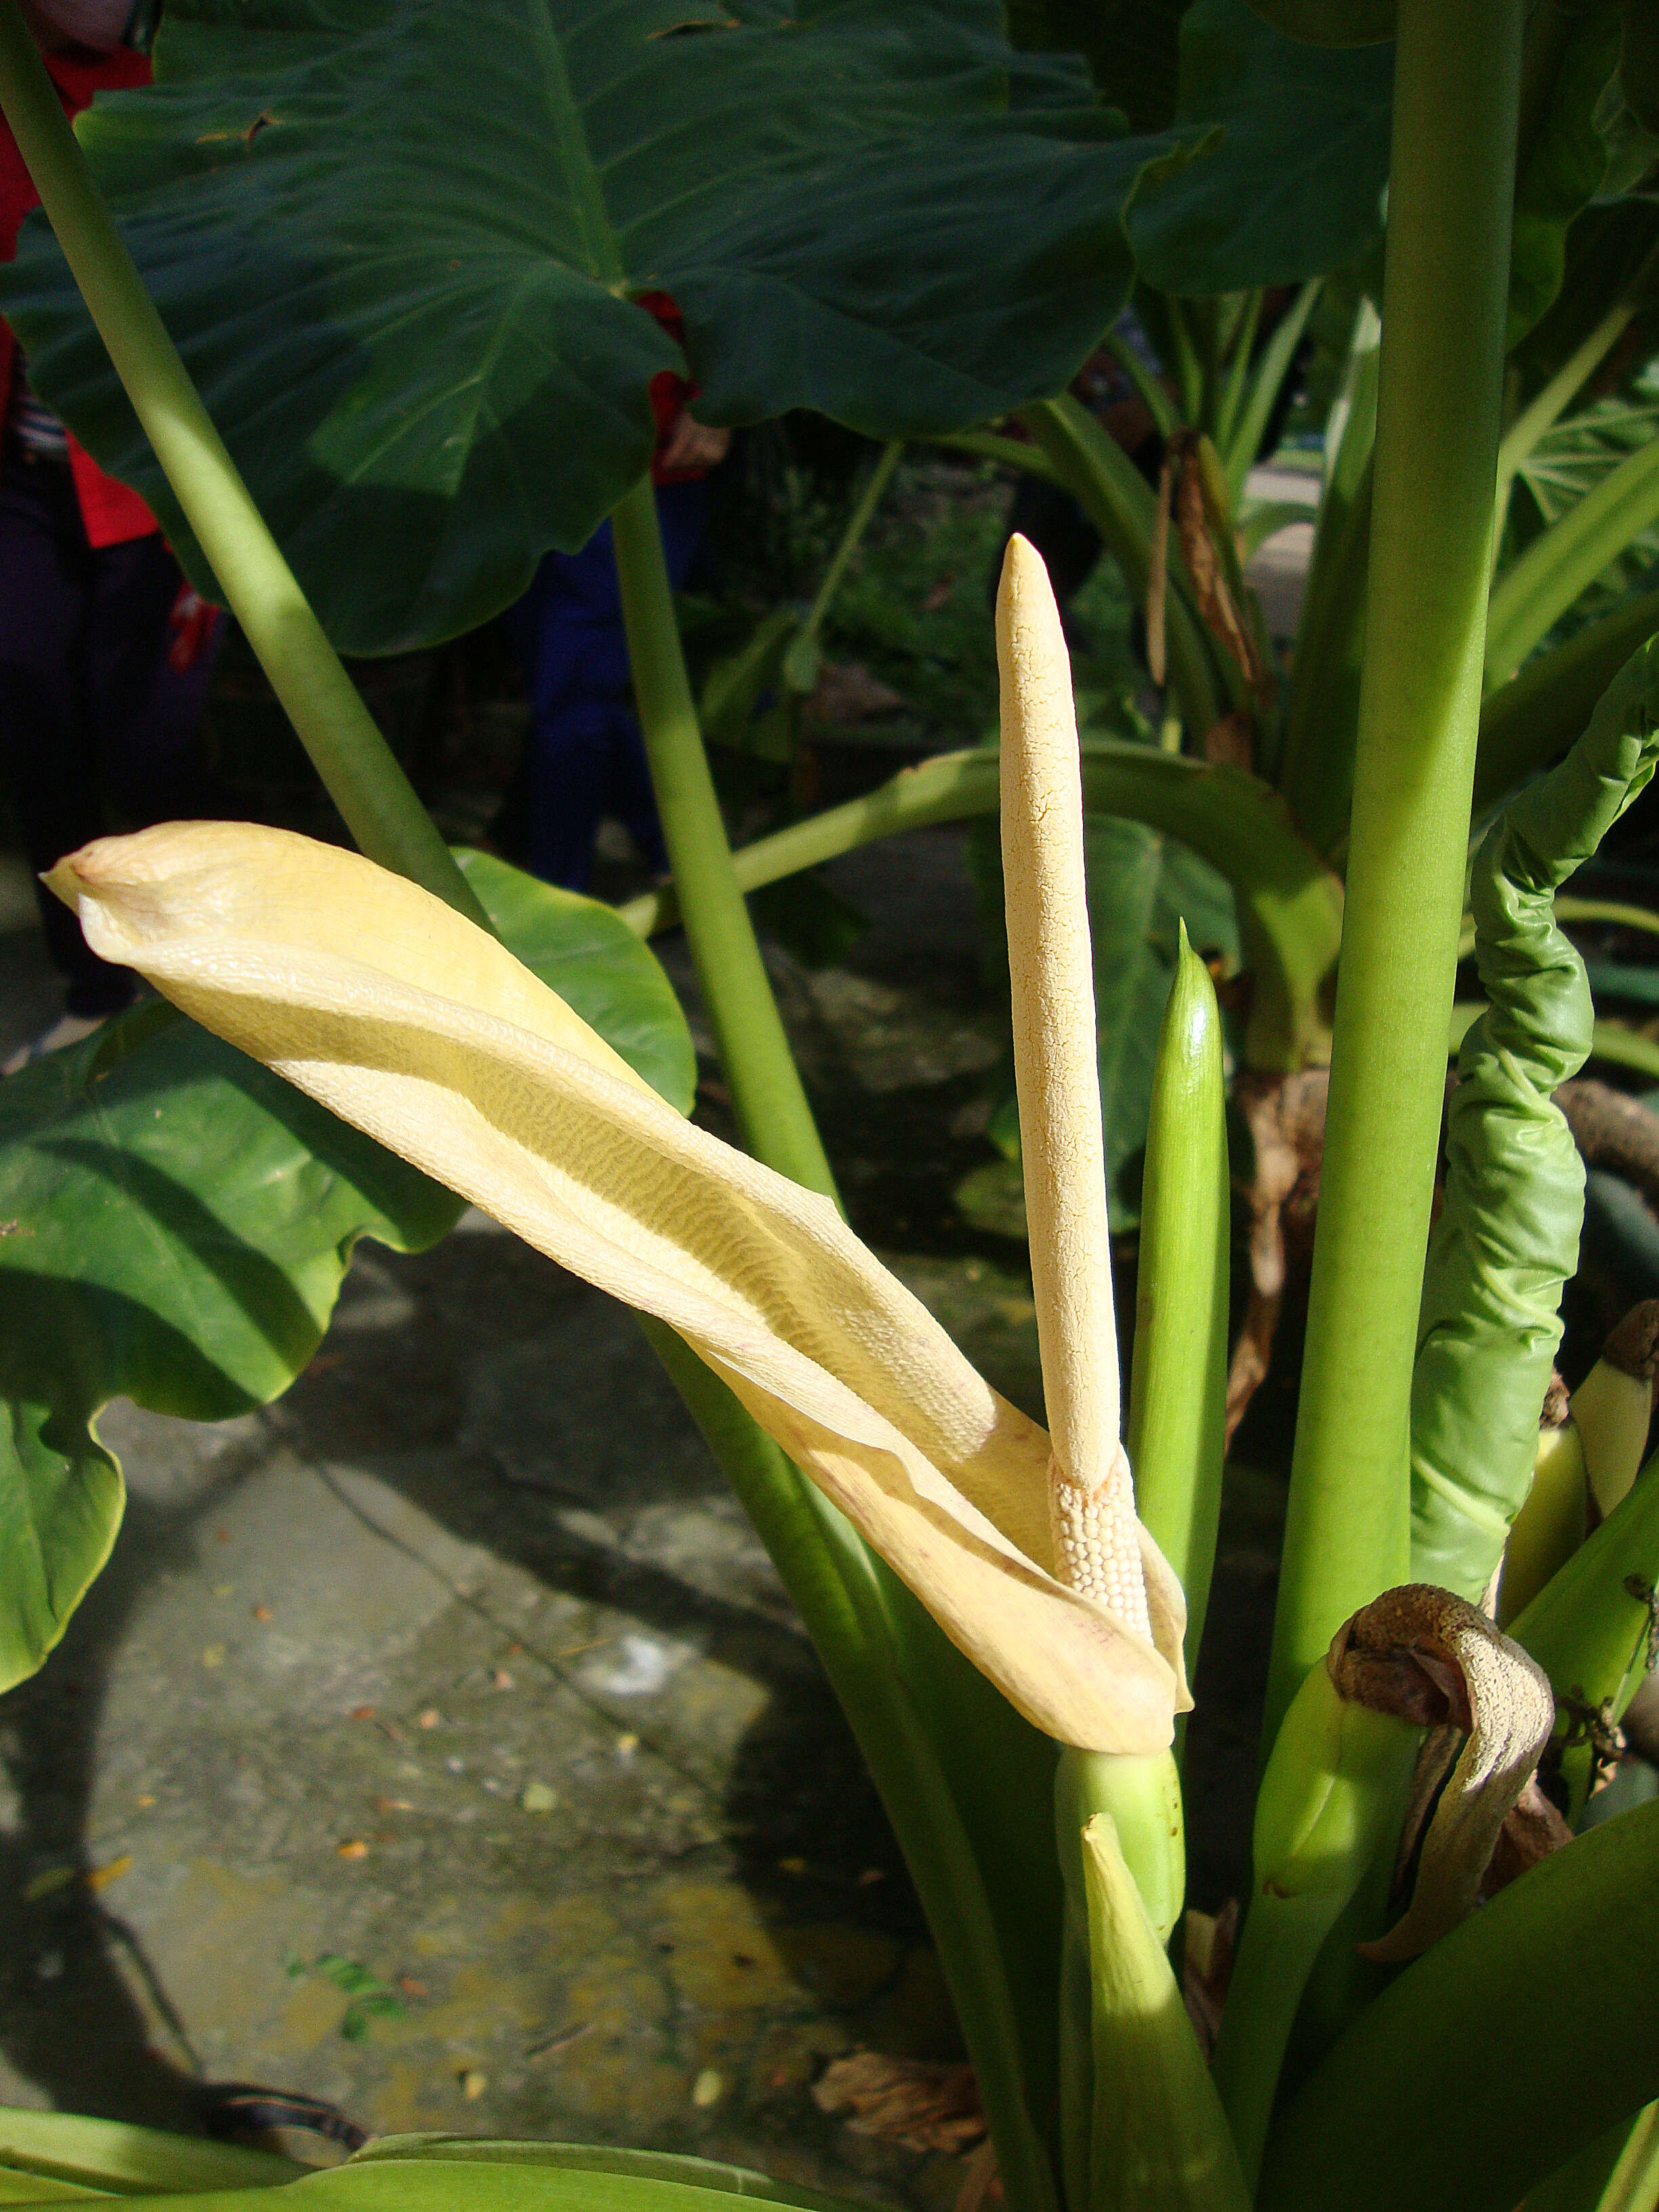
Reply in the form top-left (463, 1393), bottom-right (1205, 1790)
top-left (47, 801), bottom-right (1188, 1753)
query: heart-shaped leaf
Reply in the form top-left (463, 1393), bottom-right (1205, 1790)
top-left (3, 0), bottom-right (1157, 653)
top-left (0, 853), bottom-right (693, 1690)
top-left (1127, 0), bottom-right (1393, 293)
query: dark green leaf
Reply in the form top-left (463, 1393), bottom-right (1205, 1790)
top-left (1127, 0), bottom-right (1393, 293)
top-left (0, 1006), bottom-right (459, 1695)
top-left (1509, 199), bottom-right (1659, 404)
top-left (1258, 1801), bottom-right (1659, 2212)
top-left (962, 815), bottom-right (1238, 1236)
top-left (747, 872), bottom-right (869, 971)
top-left (453, 850), bottom-right (696, 1113)
top-left (1585, 954), bottom-right (1659, 1004)
top-left (0, 856), bottom-right (694, 1689)
top-left (1242, 0), bottom-right (1392, 43)
top-left (1509, 6), bottom-right (1622, 347)
top-left (1006, 0), bottom-right (1187, 130)
top-left (1088, 817), bottom-right (1237, 1229)
top-left (4, 0), bottom-right (1153, 654)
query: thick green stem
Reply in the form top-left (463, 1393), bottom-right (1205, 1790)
top-left (1273, 306), bottom-right (1378, 856)
top-left (610, 476), bottom-right (836, 1195)
top-left (640, 1323), bottom-right (1060, 2212)
top-left (1077, 1812), bottom-right (1249, 2212)
top-left (615, 493), bottom-right (1061, 2212)
top-left (1105, 322), bottom-right (1179, 442)
top-left (0, 1), bottom-right (484, 924)
top-left (1211, 1892), bottom-right (1336, 2190)
top-left (1265, 0), bottom-right (1525, 1742)
top-left (1054, 1750), bottom-right (1189, 2212)
top-left (1214, 289), bottom-right (1263, 459)
top-left (926, 428), bottom-right (1069, 485)
top-left (1211, 1664), bottom-right (1418, 2192)
top-left (1164, 296), bottom-right (1204, 425)
top-left (1128, 928), bottom-right (1229, 1673)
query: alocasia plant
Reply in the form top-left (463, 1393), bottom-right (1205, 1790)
top-left (7, 2), bottom-right (1659, 2211)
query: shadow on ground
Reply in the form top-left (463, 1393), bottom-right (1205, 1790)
top-left (0, 828), bottom-right (1279, 2207)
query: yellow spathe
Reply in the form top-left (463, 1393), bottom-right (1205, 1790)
top-left (47, 818), bottom-right (1187, 1753)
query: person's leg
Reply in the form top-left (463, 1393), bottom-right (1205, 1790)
top-left (0, 447), bottom-right (131, 1017)
top-left (514, 550), bottom-right (623, 893)
top-left (525, 696), bottom-right (623, 890)
top-left (516, 485), bottom-right (705, 889)
top-left (85, 535), bottom-right (222, 828)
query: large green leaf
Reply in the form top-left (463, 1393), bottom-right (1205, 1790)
top-left (0, 2109), bottom-right (299, 2196)
top-left (1126, 0), bottom-right (1393, 293)
top-left (348, 2141), bottom-right (871, 2212)
top-left (0, 854), bottom-right (694, 1691)
top-left (962, 810), bottom-right (1239, 1239)
top-left (1511, 199), bottom-right (1659, 404)
top-left (3, 0), bottom-right (1155, 655)
top-left (1006, 0), bottom-right (1189, 131)
top-left (1258, 1801), bottom-right (1659, 2212)
top-left (1087, 815), bottom-right (1238, 1229)
top-left (452, 849), bottom-right (695, 1115)
top-left (0, 2152), bottom-right (878, 2212)
top-left (1509, 5), bottom-right (1624, 347)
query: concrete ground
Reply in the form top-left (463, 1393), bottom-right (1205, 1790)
top-left (0, 831), bottom-right (1026, 2206)
top-left (0, 739), bottom-right (1284, 2199)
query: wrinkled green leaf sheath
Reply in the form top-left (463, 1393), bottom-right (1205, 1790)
top-left (1410, 637), bottom-right (1659, 1600)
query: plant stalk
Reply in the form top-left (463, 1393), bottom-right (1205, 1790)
top-left (1164, 295), bottom-right (1203, 425)
top-left (619, 741), bottom-right (1341, 1075)
top-left (0, 0), bottom-right (485, 924)
top-left (610, 475), bottom-right (836, 1196)
top-left (615, 491), bottom-right (1062, 2212)
top-left (1105, 321), bottom-right (1179, 443)
top-left (1020, 396), bottom-right (1226, 741)
top-left (1484, 432), bottom-right (1659, 689)
top-left (1127, 926), bottom-right (1229, 1673)
top-left (798, 439), bottom-right (901, 649)
top-left (1265, 0), bottom-right (1525, 1742)
top-left (1223, 280), bottom-right (1322, 508)
top-left (641, 1322), bottom-right (1060, 2212)
top-left (1474, 580), bottom-right (1659, 817)
top-left (1494, 300), bottom-right (1635, 497)
top-left (1214, 288), bottom-right (1263, 460)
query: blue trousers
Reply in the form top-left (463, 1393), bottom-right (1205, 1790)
top-left (507, 480), bottom-right (707, 891)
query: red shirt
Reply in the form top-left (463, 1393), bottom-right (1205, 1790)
top-left (1, 43), bottom-right (157, 546)
top-left (639, 290), bottom-right (709, 486)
